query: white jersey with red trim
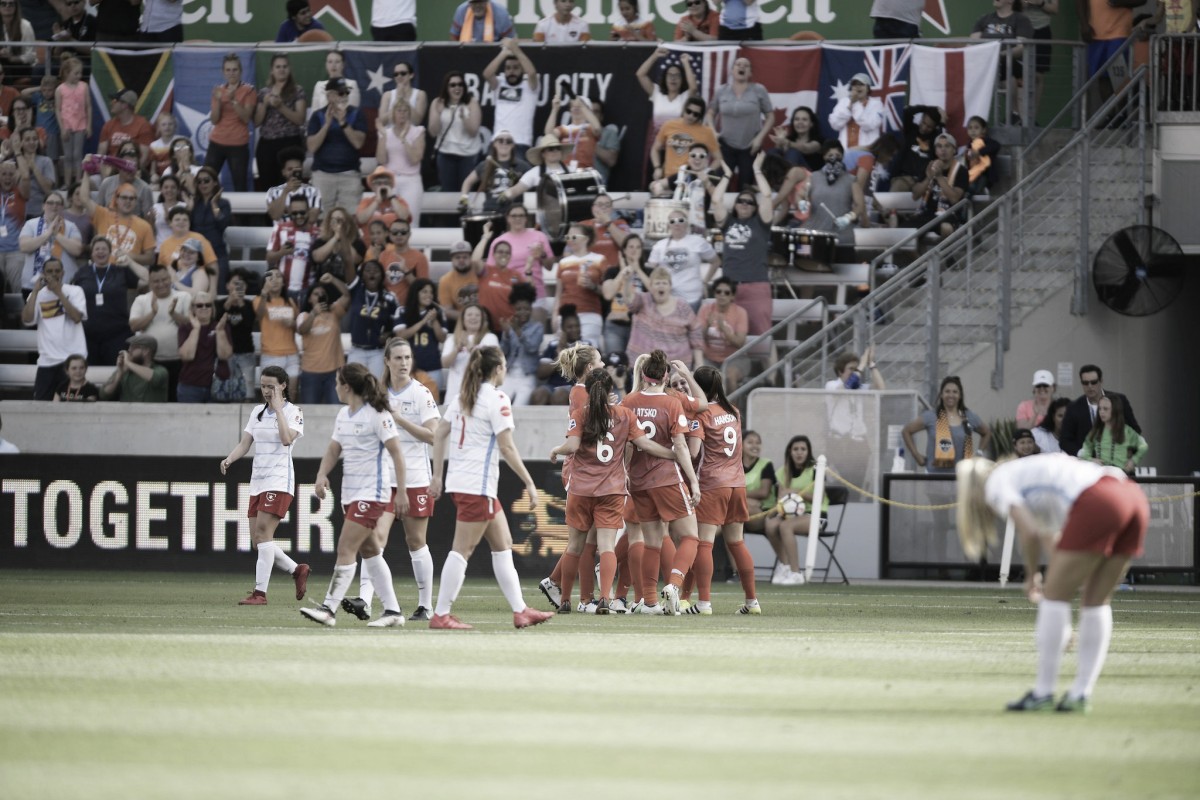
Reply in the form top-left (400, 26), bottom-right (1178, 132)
top-left (444, 382), bottom-right (515, 499)
top-left (332, 404), bottom-right (400, 504)
top-left (985, 453), bottom-right (1127, 531)
top-left (244, 402), bottom-right (304, 496)
top-left (388, 380), bottom-right (441, 488)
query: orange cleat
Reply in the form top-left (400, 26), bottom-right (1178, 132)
top-left (238, 590), bottom-right (267, 605)
top-left (429, 613), bottom-right (474, 630)
top-left (292, 564), bottom-right (311, 600)
top-left (513, 607), bottom-right (553, 629)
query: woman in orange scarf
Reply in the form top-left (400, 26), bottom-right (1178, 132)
top-left (903, 375), bottom-right (992, 473)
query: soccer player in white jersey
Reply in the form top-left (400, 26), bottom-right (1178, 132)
top-left (427, 346), bottom-right (554, 630)
top-left (341, 339), bottom-right (441, 622)
top-left (301, 363), bottom-right (410, 628)
top-left (220, 366), bottom-right (311, 606)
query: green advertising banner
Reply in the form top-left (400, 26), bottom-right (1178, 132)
top-left (182, 1), bottom-right (1081, 43)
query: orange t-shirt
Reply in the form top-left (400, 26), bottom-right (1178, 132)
top-left (438, 267), bottom-right (479, 313)
top-left (555, 252), bottom-right (605, 316)
top-left (92, 207), bottom-right (155, 258)
top-left (355, 196), bottom-right (413, 239)
top-left (622, 389), bottom-right (687, 489)
top-left (655, 119), bottom-right (721, 176)
top-left (157, 232), bottom-right (219, 268)
top-left (253, 295), bottom-right (299, 356)
top-left (565, 404), bottom-right (645, 497)
top-left (378, 246), bottom-right (429, 308)
top-left (696, 405), bottom-right (744, 491)
top-left (210, 83), bottom-right (258, 147)
top-left (581, 217), bottom-right (629, 269)
top-left (99, 115), bottom-right (154, 155)
top-left (476, 265), bottom-right (522, 327)
top-left (555, 123), bottom-right (597, 169)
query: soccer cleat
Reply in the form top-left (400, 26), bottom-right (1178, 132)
top-left (595, 598), bottom-right (610, 615)
top-left (557, 601), bottom-right (572, 614)
top-left (683, 603), bottom-right (712, 615)
top-left (678, 599), bottom-right (692, 613)
top-left (661, 583), bottom-right (681, 616)
top-left (366, 610), bottom-right (406, 628)
top-left (581, 599), bottom-right (599, 614)
top-left (629, 599), bottom-right (645, 614)
top-left (238, 590), bottom-right (267, 605)
top-left (1005, 690), bottom-right (1055, 712)
top-left (513, 607), bottom-right (554, 629)
top-left (636, 602), bottom-right (665, 615)
top-left (408, 606), bottom-right (432, 622)
top-left (736, 602), bottom-right (762, 615)
top-left (539, 577), bottom-right (563, 609)
top-left (779, 570), bottom-right (807, 586)
top-left (300, 605), bottom-right (336, 627)
top-left (610, 597), bottom-right (629, 614)
top-left (429, 613), bottom-right (473, 630)
top-left (292, 564), bottom-right (311, 600)
top-left (1055, 694), bottom-right (1092, 714)
top-left (340, 596), bottom-right (372, 621)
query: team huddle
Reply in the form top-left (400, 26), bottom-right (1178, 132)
top-left (220, 337), bottom-right (760, 629)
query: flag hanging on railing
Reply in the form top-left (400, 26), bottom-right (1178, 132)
top-left (817, 43), bottom-right (911, 135)
top-left (89, 48), bottom-right (174, 140)
top-left (171, 48), bottom-right (257, 190)
top-left (908, 41), bottom-right (1000, 146)
top-left (741, 45), bottom-right (822, 128)
top-left (656, 43), bottom-right (742, 107)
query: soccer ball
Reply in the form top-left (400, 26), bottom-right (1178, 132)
top-left (778, 493), bottom-right (806, 517)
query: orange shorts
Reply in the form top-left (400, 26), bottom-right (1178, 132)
top-left (248, 491), bottom-right (293, 519)
top-left (566, 493), bottom-right (626, 531)
top-left (622, 494), bottom-right (641, 526)
top-left (696, 486), bottom-right (749, 526)
top-left (406, 487), bottom-right (434, 519)
top-left (452, 492), bottom-right (499, 523)
top-left (632, 482), bottom-right (693, 523)
top-left (1059, 476), bottom-right (1149, 557)
top-left (343, 489), bottom-right (396, 530)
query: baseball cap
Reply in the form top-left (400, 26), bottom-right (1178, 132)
top-left (449, 241), bottom-right (473, 255)
top-left (1012, 428), bottom-right (1035, 444)
top-left (1032, 369), bottom-right (1054, 387)
top-left (326, 77), bottom-right (349, 93)
top-left (181, 238), bottom-right (204, 253)
top-left (110, 89), bottom-right (138, 106)
top-left (127, 333), bottom-right (158, 354)
top-left (604, 351), bottom-right (628, 369)
top-left (850, 73), bottom-right (871, 87)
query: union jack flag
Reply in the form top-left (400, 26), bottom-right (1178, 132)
top-left (654, 44), bottom-right (742, 107)
top-left (818, 43), bottom-right (911, 134)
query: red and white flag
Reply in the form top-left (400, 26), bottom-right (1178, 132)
top-left (741, 46), bottom-right (822, 128)
top-left (908, 42), bottom-right (1000, 145)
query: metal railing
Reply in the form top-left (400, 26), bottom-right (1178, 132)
top-left (1152, 33), bottom-right (1200, 117)
top-left (736, 67), bottom-right (1149, 403)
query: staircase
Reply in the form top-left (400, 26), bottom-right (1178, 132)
top-left (734, 68), bottom-right (1150, 402)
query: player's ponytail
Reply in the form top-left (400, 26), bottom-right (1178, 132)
top-left (629, 352), bottom-right (651, 394)
top-left (460, 345), bottom-right (504, 415)
top-left (339, 362), bottom-right (389, 412)
top-left (581, 368), bottom-right (614, 446)
top-left (640, 349), bottom-right (669, 386)
top-left (556, 339), bottom-right (599, 383)
top-left (694, 365), bottom-right (739, 422)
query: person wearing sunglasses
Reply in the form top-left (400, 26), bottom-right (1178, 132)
top-left (75, 179), bottom-right (155, 274)
top-left (380, 61), bottom-right (427, 127)
top-left (675, 0), bottom-right (719, 41)
top-left (275, 0), bottom-right (326, 44)
top-left (428, 71), bottom-right (482, 193)
top-left (483, 38), bottom-right (538, 160)
top-left (375, 219), bottom-right (428, 308)
top-left (267, 194), bottom-right (320, 302)
top-left (177, 290), bottom-right (231, 403)
top-left (709, 150), bottom-right (773, 350)
top-left (97, 90), bottom-right (152, 177)
top-left (371, 0), bottom-right (418, 42)
top-left (554, 224), bottom-right (606, 346)
top-left (461, 129), bottom-right (528, 215)
top-left (190, 166), bottom-right (233, 286)
top-left (646, 207), bottom-right (719, 311)
top-left (652, 96), bottom-right (721, 184)
top-left (307, 76), bottom-right (368, 215)
top-left (546, 91), bottom-right (601, 171)
top-left (1058, 364), bottom-right (1141, 458)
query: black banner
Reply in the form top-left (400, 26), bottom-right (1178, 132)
top-left (0, 456), bottom-right (572, 575)
top-left (417, 44), bottom-right (654, 193)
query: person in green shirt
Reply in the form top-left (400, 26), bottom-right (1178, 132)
top-left (763, 434), bottom-right (829, 586)
top-left (1080, 396), bottom-right (1148, 474)
top-left (100, 333), bottom-right (169, 402)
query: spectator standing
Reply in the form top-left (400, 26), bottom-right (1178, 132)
top-left (676, 0), bottom-right (720, 41)
top-left (623, 266), bottom-right (704, 368)
top-left (254, 267), bottom-right (300, 387)
top-left (62, 181), bottom-right (92, 246)
top-left (610, 0), bottom-right (655, 40)
top-left (312, 206), bottom-right (365, 285)
top-left (217, 268), bottom-right (257, 400)
top-left (52, 354), bottom-right (100, 402)
top-left (275, 0), bottom-right (325, 43)
top-left (711, 57), bottom-right (774, 188)
top-left (580, 194), bottom-right (630, 270)
top-left (1017, 368), bottom-right (1058, 428)
top-left (971, 1), bottom-right (1035, 124)
top-left (437, 240), bottom-right (479, 325)
top-left (375, 218), bottom-right (426, 308)
top-left (829, 73), bottom-right (885, 151)
top-left (164, 138), bottom-right (201, 196)
top-left (0, 0), bottom-right (36, 81)
top-left (554, 223), bottom-right (606, 344)
top-left (25, 75), bottom-right (62, 180)
top-left (483, 39), bottom-right (539, 161)
top-left (307, 78), bottom-right (367, 214)
top-left (395, 277), bottom-right (447, 389)
top-left (694, 277), bottom-right (749, 388)
top-left (806, 139), bottom-right (866, 246)
top-left (1079, 0), bottom-right (1133, 95)
top-left (86, 182), bottom-right (156, 272)
top-left (427, 72), bottom-right (482, 193)
top-left (375, 100), bottom-right (426, 222)
top-left (99, 333), bottom-right (169, 402)
top-left (647, 207), bottom-right (720, 310)
top-left (1058, 364), bottom-right (1140, 457)
top-left (139, 0), bottom-right (183, 43)
top-left (265, 146), bottom-right (321, 222)
top-left (94, 141), bottom-right (154, 217)
top-left (1023, 1), bottom-right (1059, 120)
top-left (128, 262), bottom-right (191, 398)
top-left (55, 56), bottom-right (91, 190)
top-left (0, 159), bottom-right (25, 292)
top-left (177, 291), bottom-right (231, 403)
top-left (380, 60), bottom-right (427, 126)
top-left (328, 262), bottom-right (401, 377)
top-left (19, 191), bottom-right (83, 292)
top-left (0, 63), bottom-right (16, 119)
top-left (653, 96), bottom-right (721, 182)
top-left (440, 302), bottom-right (498, 403)
top-left (267, 193), bottom-right (320, 301)
top-left (710, 163), bottom-right (772, 357)
top-left (637, 46), bottom-right (700, 137)
top-left (718, 0), bottom-right (763, 41)
top-left (902, 375), bottom-right (992, 472)
top-left (487, 203), bottom-right (554, 308)
top-left (355, 166), bottom-right (411, 238)
top-left (189, 166), bottom-right (232, 285)
top-left (590, 99), bottom-right (622, 185)
top-left (964, 116), bottom-right (1001, 195)
top-left (870, 0), bottom-right (925, 39)
top-left (73, 237), bottom-right (145, 366)
top-left (98, 89), bottom-right (152, 174)
top-left (472, 226), bottom-right (523, 330)
top-left (499, 282), bottom-right (541, 405)
top-left (450, 0), bottom-right (515, 42)
top-left (547, 92), bottom-right (601, 171)
top-left (600, 233), bottom-right (647, 357)
top-left (531, 309), bottom-right (588, 405)
top-left (51, 1), bottom-right (96, 71)
top-left (254, 53), bottom-right (308, 192)
top-left (534, 0), bottom-right (591, 43)
top-left (310, 51), bottom-right (361, 112)
top-left (297, 279), bottom-right (349, 405)
top-left (21, 258), bottom-right (87, 400)
top-left (372, 0), bottom-right (417, 41)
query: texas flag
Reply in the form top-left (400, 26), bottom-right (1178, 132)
top-left (740, 46), bottom-right (822, 129)
top-left (817, 43), bottom-right (911, 136)
top-left (908, 42), bottom-right (1000, 146)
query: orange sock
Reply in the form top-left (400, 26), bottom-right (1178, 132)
top-left (694, 541), bottom-right (714, 602)
top-left (681, 568), bottom-right (695, 601)
top-left (614, 536), bottom-right (630, 598)
top-left (660, 536), bottom-right (676, 583)
top-left (578, 541), bottom-right (598, 601)
top-left (627, 541), bottom-right (645, 601)
top-left (727, 540), bottom-right (757, 601)
top-left (598, 551), bottom-right (617, 600)
top-left (642, 545), bottom-right (661, 604)
top-left (549, 553), bottom-right (564, 585)
top-left (558, 552), bottom-right (580, 606)
top-left (669, 536), bottom-right (699, 588)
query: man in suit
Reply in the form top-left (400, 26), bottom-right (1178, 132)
top-left (1059, 363), bottom-right (1141, 456)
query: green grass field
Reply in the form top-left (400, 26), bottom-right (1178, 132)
top-left (1, 570), bottom-right (1198, 800)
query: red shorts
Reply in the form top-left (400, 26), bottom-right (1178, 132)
top-left (452, 492), bottom-right (499, 523)
top-left (343, 489), bottom-right (395, 531)
top-left (696, 486), bottom-right (750, 526)
top-left (632, 482), bottom-right (693, 523)
top-left (1059, 476), bottom-right (1149, 557)
top-left (566, 493), bottom-right (626, 531)
top-left (406, 487), bottom-right (434, 519)
top-left (248, 491), bottom-right (293, 519)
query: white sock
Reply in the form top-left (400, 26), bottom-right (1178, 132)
top-left (322, 563), bottom-right (357, 611)
top-left (358, 558), bottom-right (375, 606)
top-left (363, 555), bottom-right (400, 614)
top-left (434, 551), bottom-right (469, 617)
top-left (491, 548), bottom-right (526, 613)
top-left (1070, 605), bottom-right (1114, 700)
top-left (254, 542), bottom-right (274, 592)
top-left (410, 545), bottom-right (434, 609)
top-left (272, 544), bottom-right (298, 573)
top-left (1034, 599), bottom-right (1073, 698)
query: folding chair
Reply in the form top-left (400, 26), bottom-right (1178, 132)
top-left (806, 485), bottom-right (850, 584)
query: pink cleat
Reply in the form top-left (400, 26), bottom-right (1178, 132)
top-left (238, 590), bottom-right (267, 605)
top-left (292, 564), bottom-right (311, 600)
top-left (429, 613), bottom-right (474, 630)
top-left (513, 606), bottom-right (553, 629)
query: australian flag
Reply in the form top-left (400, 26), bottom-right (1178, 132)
top-left (817, 44), bottom-right (911, 135)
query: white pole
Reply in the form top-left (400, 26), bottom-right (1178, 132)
top-left (999, 517), bottom-right (1015, 588)
top-left (805, 455), bottom-right (827, 582)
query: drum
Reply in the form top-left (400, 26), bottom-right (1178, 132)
top-left (461, 214), bottom-right (505, 250)
top-left (769, 227), bottom-right (796, 266)
top-left (769, 227), bottom-right (836, 272)
top-left (538, 169), bottom-right (604, 241)
top-left (644, 199), bottom-right (688, 241)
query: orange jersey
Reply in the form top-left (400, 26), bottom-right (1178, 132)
top-left (569, 382), bottom-right (587, 414)
top-left (555, 252), bottom-right (605, 315)
top-left (622, 390), bottom-right (687, 489)
top-left (697, 405), bottom-right (745, 491)
top-left (565, 405), bottom-right (644, 497)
